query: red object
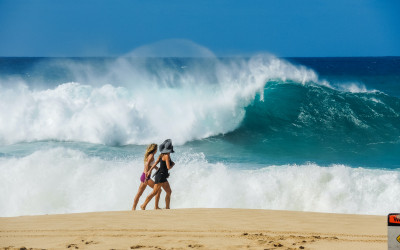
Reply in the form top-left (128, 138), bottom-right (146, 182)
top-left (389, 214), bottom-right (400, 224)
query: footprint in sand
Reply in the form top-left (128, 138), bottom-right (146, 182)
top-left (130, 246), bottom-right (145, 249)
top-left (188, 244), bottom-right (203, 248)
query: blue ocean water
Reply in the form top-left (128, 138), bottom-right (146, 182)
top-left (0, 55), bottom-right (399, 216)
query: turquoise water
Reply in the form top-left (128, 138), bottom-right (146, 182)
top-left (0, 55), bottom-right (399, 216)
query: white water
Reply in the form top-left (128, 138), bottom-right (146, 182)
top-left (0, 55), bottom-right (319, 146)
top-left (1, 147), bottom-right (399, 217)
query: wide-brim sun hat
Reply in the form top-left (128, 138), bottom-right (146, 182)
top-left (159, 139), bottom-right (174, 154)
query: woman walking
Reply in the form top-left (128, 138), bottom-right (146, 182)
top-left (132, 143), bottom-right (162, 210)
top-left (141, 139), bottom-right (175, 210)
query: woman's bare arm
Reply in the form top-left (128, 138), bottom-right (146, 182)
top-left (147, 154), bottom-right (161, 176)
top-left (165, 154), bottom-right (174, 170)
top-left (144, 154), bottom-right (154, 172)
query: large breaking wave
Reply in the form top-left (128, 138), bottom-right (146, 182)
top-left (1, 54), bottom-right (398, 148)
top-left (0, 55), bottom-right (319, 145)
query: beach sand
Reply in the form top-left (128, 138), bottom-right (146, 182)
top-left (0, 208), bottom-right (386, 249)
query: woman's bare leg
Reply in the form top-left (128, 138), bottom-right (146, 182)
top-left (161, 181), bottom-right (172, 209)
top-left (155, 189), bottom-right (161, 209)
top-left (141, 184), bottom-right (162, 210)
top-left (132, 182), bottom-right (147, 210)
top-left (147, 179), bottom-right (162, 209)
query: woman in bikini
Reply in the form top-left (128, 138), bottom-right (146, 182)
top-left (132, 143), bottom-right (162, 210)
top-left (141, 139), bottom-right (175, 210)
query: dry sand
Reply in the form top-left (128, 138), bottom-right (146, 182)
top-left (0, 208), bottom-right (386, 250)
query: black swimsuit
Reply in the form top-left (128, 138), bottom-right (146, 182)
top-left (154, 158), bottom-right (170, 184)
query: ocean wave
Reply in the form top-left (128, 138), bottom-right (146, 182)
top-left (0, 55), bottom-right (399, 148)
top-left (240, 81), bottom-right (400, 144)
top-left (0, 147), bottom-right (399, 216)
top-left (0, 55), bottom-right (319, 145)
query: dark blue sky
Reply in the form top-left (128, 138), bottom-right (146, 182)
top-left (0, 0), bottom-right (399, 57)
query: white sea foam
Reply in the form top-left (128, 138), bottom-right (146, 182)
top-left (0, 147), bottom-right (399, 217)
top-left (0, 54), bottom-right (319, 146)
top-left (340, 82), bottom-right (368, 93)
top-left (334, 81), bottom-right (380, 93)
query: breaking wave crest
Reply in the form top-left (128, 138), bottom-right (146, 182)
top-left (0, 55), bottom-right (320, 145)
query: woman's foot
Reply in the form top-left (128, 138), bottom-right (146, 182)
top-left (155, 207), bottom-right (161, 210)
top-left (140, 204), bottom-right (146, 210)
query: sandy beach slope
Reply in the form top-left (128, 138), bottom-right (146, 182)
top-left (0, 208), bottom-right (386, 249)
